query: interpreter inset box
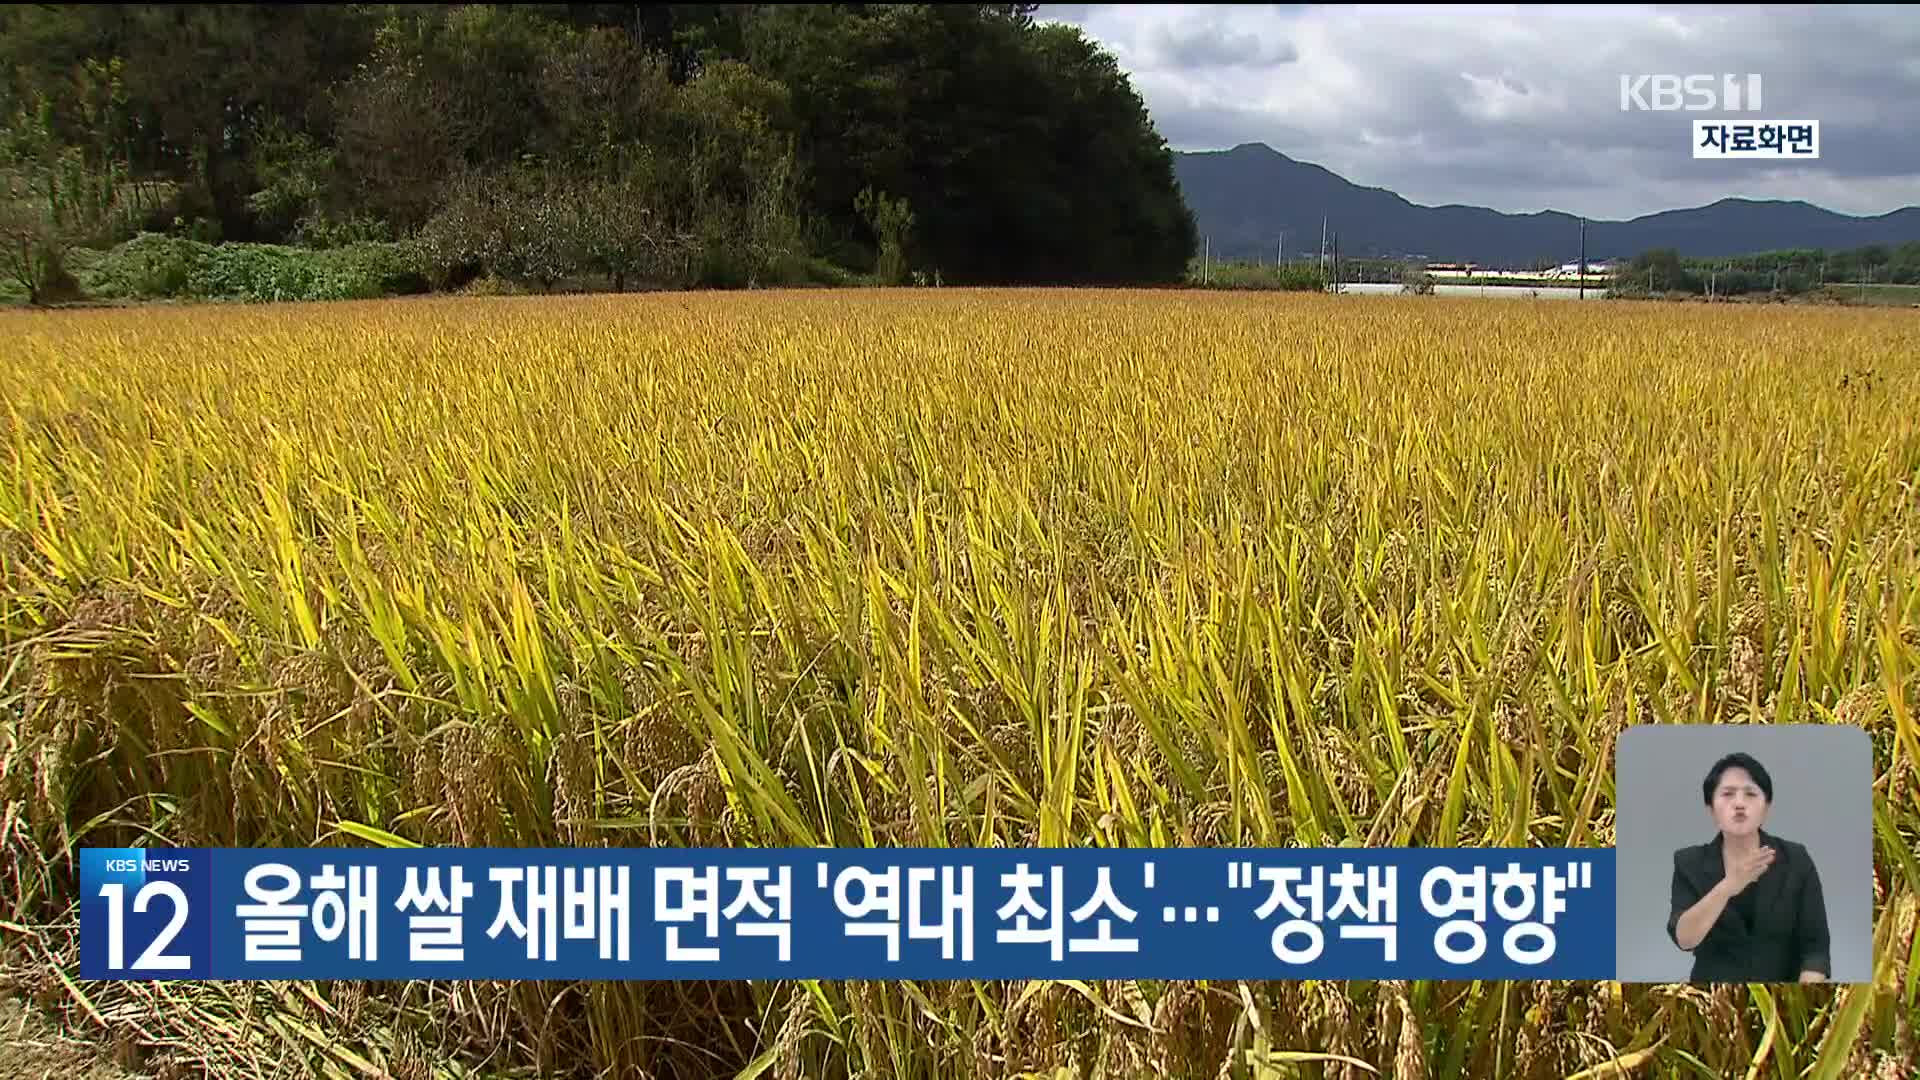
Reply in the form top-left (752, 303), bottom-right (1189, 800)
top-left (1613, 724), bottom-right (1873, 985)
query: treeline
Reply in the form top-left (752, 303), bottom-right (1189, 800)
top-left (1609, 242), bottom-right (1920, 297)
top-left (0, 4), bottom-right (1199, 302)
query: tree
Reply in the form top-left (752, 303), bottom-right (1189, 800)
top-left (1619, 248), bottom-right (1697, 294)
top-left (741, 4), bottom-right (1194, 285)
top-left (0, 62), bottom-right (146, 302)
top-left (1, 2), bottom-right (1203, 290)
top-left (332, 44), bottom-right (462, 233)
top-left (336, 4), bottom-right (568, 234)
top-left (1018, 21), bottom-right (1197, 283)
top-left (855, 187), bottom-right (914, 284)
top-left (668, 59), bottom-right (806, 286)
top-left (536, 26), bottom-right (678, 174)
top-left (112, 5), bottom-right (377, 240)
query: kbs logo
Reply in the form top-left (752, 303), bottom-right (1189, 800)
top-left (1619, 74), bottom-right (1763, 111)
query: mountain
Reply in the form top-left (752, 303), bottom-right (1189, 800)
top-left (1173, 143), bottom-right (1920, 265)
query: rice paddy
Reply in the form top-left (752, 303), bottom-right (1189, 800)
top-left (2, 289), bottom-right (1916, 1078)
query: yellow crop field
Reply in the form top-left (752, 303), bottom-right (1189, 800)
top-left (2, 290), bottom-right (1917, 1078)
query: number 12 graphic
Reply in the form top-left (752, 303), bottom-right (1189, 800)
top-left (97, 882), bottom-right (193, 971)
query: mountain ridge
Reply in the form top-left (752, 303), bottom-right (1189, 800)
top-left (1172, 142), bottom-right (1920, 264)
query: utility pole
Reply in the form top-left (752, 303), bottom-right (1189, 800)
top-left (1578, 217), bottom-right (1587, 299)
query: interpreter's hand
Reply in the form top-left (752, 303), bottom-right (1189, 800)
top-left (1724, 847), bottom-right (1775, 893)
top-left (1798, 970), bottom-right (1827, 984)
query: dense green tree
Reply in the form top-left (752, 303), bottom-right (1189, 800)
top-left (741, 4), bottom-right (1193, 283)
top-left (1, 2), bottom-right (1197, 288)
top-left (0, 4), bottom-right (377, 240)
top-left (1016, 22), bottom-right (1197, 283)
top-left (1617, 248), bottom-right (1698, 294)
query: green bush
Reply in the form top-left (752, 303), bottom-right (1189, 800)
top-left (85, 233), bottom-right (208, 298)
top-left (80, 234), bottom-right (427, 302)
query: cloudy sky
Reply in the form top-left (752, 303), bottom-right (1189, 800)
top-left (1035, 4), bottom-right (1920, 221)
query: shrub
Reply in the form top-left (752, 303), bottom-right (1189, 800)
top-left (86, 233), bottom-right (209, 298)
top-left (80, 234), bottom-right (426, 303)
top-left (414, 170), bottom-right (586, 292)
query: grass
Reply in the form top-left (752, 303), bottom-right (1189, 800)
top-left (1, 289), bottom-right (1916, 1078)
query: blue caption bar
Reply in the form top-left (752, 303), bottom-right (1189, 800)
top-left (80, 847), bottom-right (1616, 981)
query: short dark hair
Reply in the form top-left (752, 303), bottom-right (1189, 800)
top-left (1702, 752), bottom-right (1773, 805)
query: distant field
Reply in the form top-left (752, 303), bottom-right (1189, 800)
top-left (1817, 282), bottom-right (1920, 307)
top-left (3, 291), bottom-right (1916, 1079)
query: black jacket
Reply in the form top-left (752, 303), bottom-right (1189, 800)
top-left (1667, 830), bottom-right (1831, 984)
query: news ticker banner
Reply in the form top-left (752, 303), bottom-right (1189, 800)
top-left (80, 847), bottom-right (1615, 982)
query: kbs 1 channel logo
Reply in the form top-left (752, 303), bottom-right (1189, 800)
top-left (1618, 74), bottom-right (1820, 161)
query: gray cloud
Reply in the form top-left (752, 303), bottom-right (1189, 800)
top-left (1146, 22), bottom-right (1299, 68)
top-left (1034, 4), bottom-right (1920, 219)
top-left (1036, 4), bottom-right (1100, 24)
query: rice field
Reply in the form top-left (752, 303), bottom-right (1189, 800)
top-left (2, 289), bottom-right (1917, 1078)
